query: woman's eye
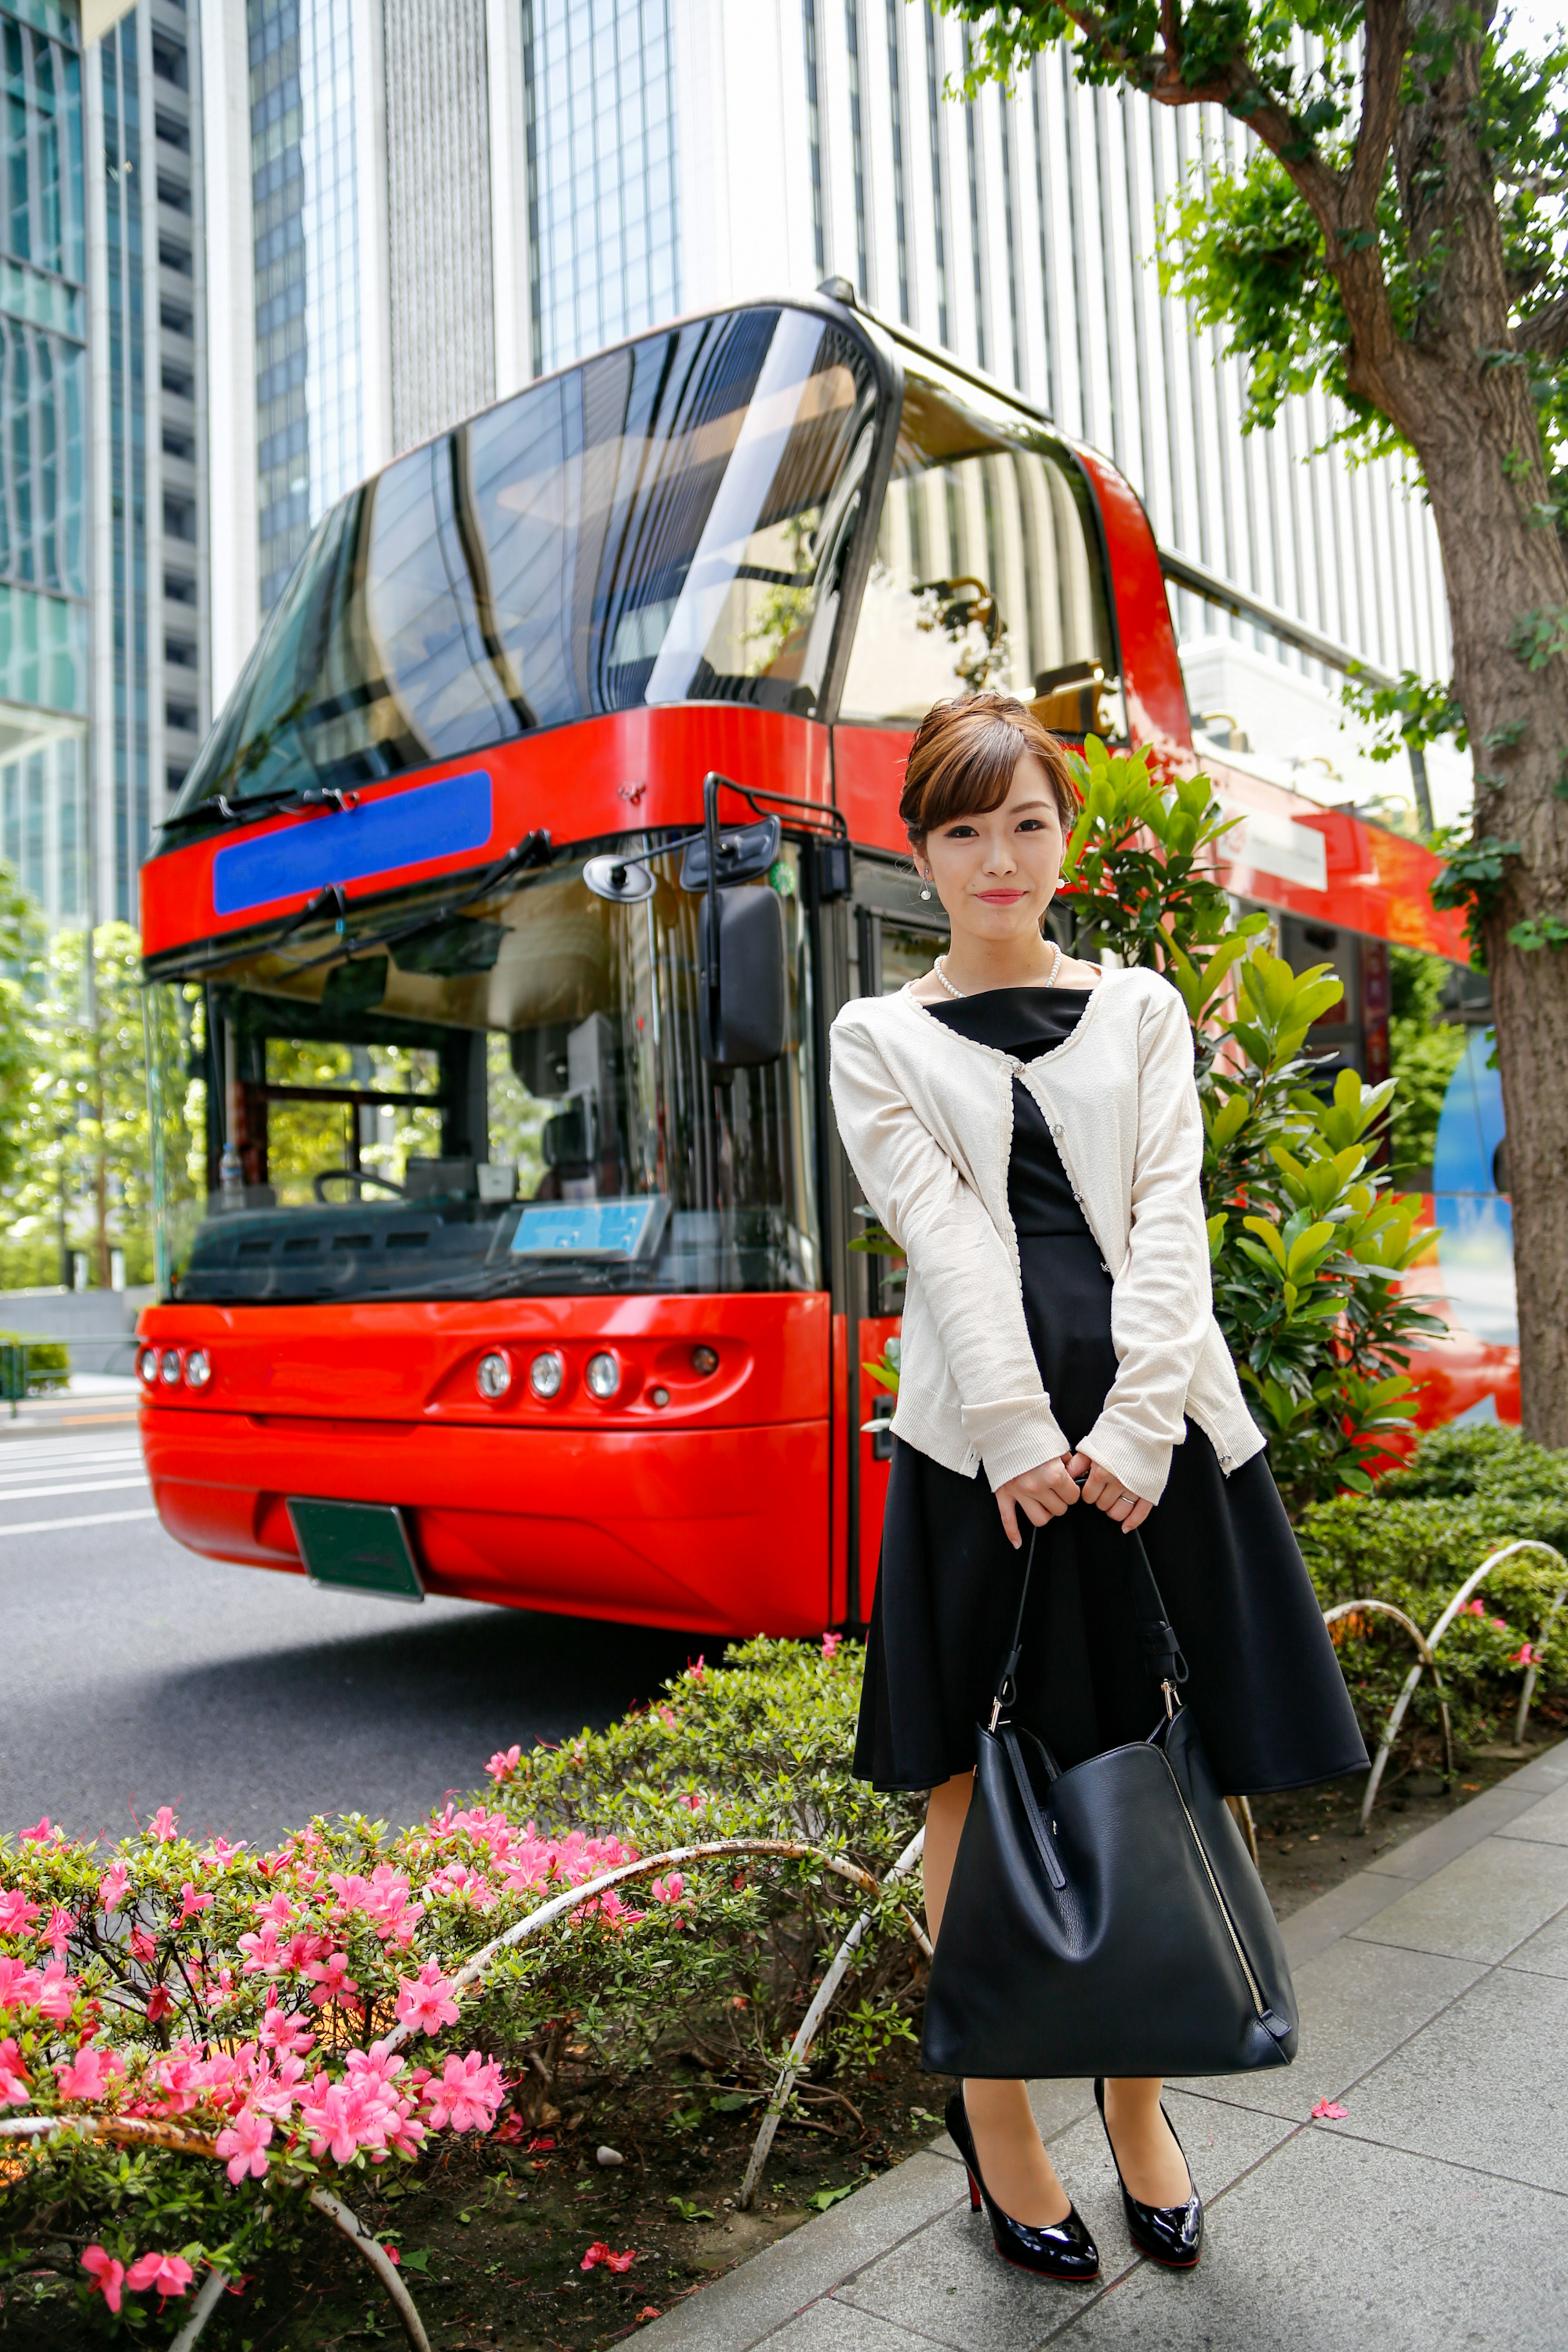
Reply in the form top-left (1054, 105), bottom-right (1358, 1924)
top-left (944, 825), bottom-right (977, 840)
top-left (1016, 819), bottom-right (1045, 833)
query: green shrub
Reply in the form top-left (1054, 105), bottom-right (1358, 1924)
top-left (0, 1332), bottom-right (68, 1393)
top-left (1300, 1428), bottom-right (1568, 1754)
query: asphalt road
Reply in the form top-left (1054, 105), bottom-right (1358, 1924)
top-left (0, 1394), bottom-right (698, 1849)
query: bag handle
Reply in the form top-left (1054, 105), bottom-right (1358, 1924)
top-left (988, 1498), bottom-right (1189, 1734)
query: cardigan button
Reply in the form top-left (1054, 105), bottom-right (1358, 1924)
top-left (1052, 1122), bottom-right (1065, 1136)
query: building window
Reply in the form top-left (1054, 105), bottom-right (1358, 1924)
top-left (161, 361), bottom-right (193, 398)
top-left (165, 635), bottom-right (197, 668)
top-left (150, 37), bottom-right (187, 89)
top-left (158, 236), bottom-right (192, 274)
top-left (157, 172), bottom-right (191, 212)
top-left (163, 493), bottom-right (196, 540)
top-left (160, 299), bottom-right (192, 337)
top-left (522, 0), bottom-right (679, 379)
top-left (165, 698), bottom-right (197, 732)
top-left (163, 425), bottom-right (196, 461)
top-left (155, 108), bottom-right (189, 150)
top-left (884, 0), bottom-right (909, 323)
top-left (164, 571), bottom-right (196, 604)
top-left (844, 0), bottom-right (869, 302)
top-left (801, 0), bottom-right (825, 278)
top-left (922, 4), bottom-right (949, 349)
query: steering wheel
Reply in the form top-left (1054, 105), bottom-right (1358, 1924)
top-left (312, 1169), bottom-right (408, 1202)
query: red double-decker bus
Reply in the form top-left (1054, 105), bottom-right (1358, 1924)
top-left (137, 291), bottom-right (1490, 1636)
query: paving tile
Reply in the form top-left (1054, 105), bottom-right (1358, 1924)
top-left (1176, 1934), bottom-right (1484, 2120)
top-left (1361, 1775), bottom-right (1559, 1881)
top-left (838, 2092), bottom-right (1289, 2352)
top-left (1279, 1869), bottom-right (1403, 1967)
top-left (1038, 2130), bottom-right (1568, 2352)
top-left (1501, 1904), bottom-right (1568, 1982)
top-left (1494, 1776), bottom-right (1568, 1846)
top-left (1349, 1833), bottom-right (1568, 1962)
top-left (1506, 1741), bottom-right (1568, 1795)
top-left (1334, 1964), bottom-right (1568, 2196)
top-left (835, 2191), bottom-right (1133, 2352)
top-left (760, 2297), bottom-right (943, 2351)
top-left (634, 2154), bottom-right (967, 2352)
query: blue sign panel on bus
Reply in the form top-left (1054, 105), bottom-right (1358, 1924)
top-left (211, 771), bottom-right (493, 917)
top-left (510, 1201), bottom-right (663, 1261)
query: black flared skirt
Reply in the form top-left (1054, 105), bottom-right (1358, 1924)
top-left (853, 1234), bottom-right (1368, 1799)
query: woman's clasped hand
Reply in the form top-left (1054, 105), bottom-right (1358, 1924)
top-left (993, 1450), bottom-right (1153, 1546)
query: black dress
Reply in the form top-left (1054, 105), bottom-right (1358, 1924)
top-left (853, 986), bottom-right (1368, 1799)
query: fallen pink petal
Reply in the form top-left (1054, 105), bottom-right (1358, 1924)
top-left (1311, 2099), bottom-right (1349, 2120)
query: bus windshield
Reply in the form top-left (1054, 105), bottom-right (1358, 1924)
top-left (144, 850), bottom-right (820, 1303)
top-left (170, 307), bottom-right (877, 818)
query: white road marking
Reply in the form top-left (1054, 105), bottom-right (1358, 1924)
top-left (0, 1474), bottom-right (150, 1503)
top-left (0, 1508), bottom-right (159, 1537)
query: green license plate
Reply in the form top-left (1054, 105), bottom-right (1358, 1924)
top-left (287, 1498), bottom-right (425, 1602)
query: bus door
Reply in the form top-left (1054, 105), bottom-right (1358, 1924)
top-left (838, 855), bottom-right (950, 1619)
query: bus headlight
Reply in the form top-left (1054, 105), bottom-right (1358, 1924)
top-left (529, 1350), bottom-right (565, 1399)
top-left (137, 1347), bottom-right (159, 1386)
top-left (585, 1351), bottom-right (620, 1399)
top-left (476, 1350), bottom-right (512, 1400)
top-left (158, 1349), bottom-right (183, 1386)
top-left (184, 1348), bottom-right (212, 1389)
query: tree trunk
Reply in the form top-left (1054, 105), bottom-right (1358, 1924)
top-left (1412, 405), bottom-right (1568, 1447)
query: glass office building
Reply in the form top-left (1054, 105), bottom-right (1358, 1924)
top-left (249, 0), bottom-right (362, 611)
top-left (522, 0), bottom-right (679, 379)
top-left (0, 0), bottom-right (89, 930)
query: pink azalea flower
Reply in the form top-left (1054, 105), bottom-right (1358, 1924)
top-left (485, 1744), bottom-right (522, 1783)
top-left (148, 1807), bottom-right (180, 1845)
top-left (1310, 2098), bottom-right (1348, 2120)
top-left (144, 1985), bottom-right (174, 2024)
top-left (81, 2246), bottom-right (125, 2312)
top-left (199, 1838), bottom-right (247, 1866)
top-left (687, 1656), bottom-right (706, 1682)
top-left (178, 1884), bottom-right (214, 1924)
top-left (251, 1889), bottom-right (296, 1929)
top-left (822, 1631), bottom-right (842, 1657)
top-left (18, 1816), bottom-right (51, 1844)
top-left (0, 2036), bottom-right (30, 2106)
top-left (0, 1956), bottom-right (40, 2011)
top-left (1512, 1642), bottom-right (1540, 1668)
top-left (0, 1887), bottom-right (40, 1937)
top-left (129, 1926), bottom-right (158, 1965)
top-left (99, 1860), bottom-right (129, 1914)
top-left (650, 1874), bottom-right (688, 1911)
top-left (238, 1922), bottom-right (284, 1976)
top-left (41, 1905), bottom-right (75, 1956)
top-left (125, 2250), bottom-right (194, 2299)
top-left (55, 2045), bottom-right (125, 2103)
top-left (1462, 1597), bottom-right (1485, 1616)
top-left (299, 2075), bottom-right (401, 2164)
top-left (394, 1960), bottom-right (461, 2036)
top-left (677, 1791), bottom-right (705, 1815)
top-left (423, 2050), bottom-right (505, 2134)
top-left (304, 1950), bottom-right (360, 2006)
top-left (260, 2005), bottom-right (315, 2056)
top-left (32, 1962), bottom-right (78, 2022)
top-left (581, 2241), bottom-right (637, 2274)
top-left (216, 2105), bottom-right (274, 2183)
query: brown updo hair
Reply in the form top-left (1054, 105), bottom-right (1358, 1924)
top-left (900, 693), bottom-right (1080, 846)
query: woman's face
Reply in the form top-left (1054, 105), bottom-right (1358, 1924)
top-left (917, 754), bottom-right (1067, 947)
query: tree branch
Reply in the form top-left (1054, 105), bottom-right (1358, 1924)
top-left (1515, 293), bottom-right (1568, 362)
top-left (1348, 0), bottom-right (1410, 221)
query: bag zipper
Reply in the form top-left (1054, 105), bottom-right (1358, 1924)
top-left (1159, 1752), bottom-right (1268, 2019)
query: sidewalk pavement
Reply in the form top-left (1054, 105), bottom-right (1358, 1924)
top-left (641, 1742), bottom-right (1568, 2352)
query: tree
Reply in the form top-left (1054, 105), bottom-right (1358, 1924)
top-left (0, 922), bottom-right (155, 1290)
top-left (944, 0), bottom-right (1568, 1443)
top-left (0, 864), bottom-right (47, 1200)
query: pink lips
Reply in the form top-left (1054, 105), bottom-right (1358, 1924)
top-left (976, 890), bottom-right (1028, 904)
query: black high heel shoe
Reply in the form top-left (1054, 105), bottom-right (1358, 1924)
top-left (1092, 2078), bottom-right (1203, 2268)
top-left (944, 2088), bottom-right (1099, 2283)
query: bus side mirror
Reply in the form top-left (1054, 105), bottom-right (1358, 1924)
top-left (699, 886), bottom-right (787, 1068)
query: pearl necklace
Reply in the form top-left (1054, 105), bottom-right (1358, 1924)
top-left (933, 940), bottom-right (1061, 998)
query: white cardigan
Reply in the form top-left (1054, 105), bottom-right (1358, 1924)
top-left (829, 967), bottom-right (1266, 1503)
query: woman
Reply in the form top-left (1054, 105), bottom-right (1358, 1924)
top-left (830, 694), bottom-right (1366, 2283)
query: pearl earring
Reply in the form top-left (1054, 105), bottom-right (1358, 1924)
top-left (919, 880), bottom-right (931, 900)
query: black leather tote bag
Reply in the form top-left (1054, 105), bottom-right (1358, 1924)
top-left (922, 1528), bottom-right (1298, 2081)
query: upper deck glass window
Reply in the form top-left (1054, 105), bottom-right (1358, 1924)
top-left (840, 361), bottom-right (1118, 731)
top-left (170, 307), bottom-right (877, 820)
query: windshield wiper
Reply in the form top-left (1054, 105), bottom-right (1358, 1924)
top-left (157, 782), bottom-right (363, 839)
top-left (274, 829), bottom-right (553, 976)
